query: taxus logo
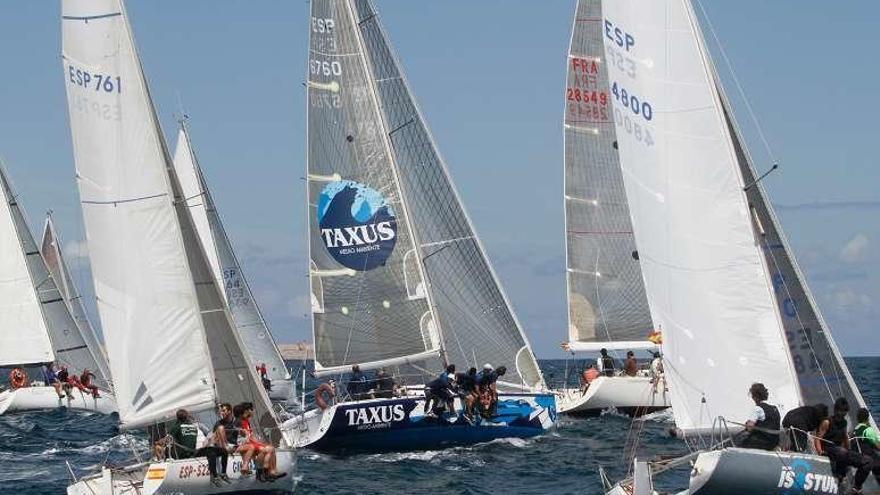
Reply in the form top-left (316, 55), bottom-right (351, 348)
top-left (345, 404), bottom-right (406, 430)
top-left (317, 180), bottom-right (397, 271)
top-left (778, 460), bottom-right (838, 494)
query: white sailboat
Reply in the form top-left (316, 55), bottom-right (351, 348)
top-left (172, 121), bottom-right (295, 402)
top-left (0, 167), bottom-right (116, 415)
top-left (285, 0), bottom-right (555, 451)
top-left (582, 0), bottom-right (873, 493)
top-left (557, 0), bottom-right (670, 417)
top-left (61, 0), bottom-right (294, 492)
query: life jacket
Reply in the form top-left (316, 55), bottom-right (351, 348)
top-left (752, 402), bottom-right (781, 446)
top-left (853, 424), bottom-right (877, 455)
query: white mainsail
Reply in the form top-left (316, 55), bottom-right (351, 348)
top-left (172, 124), bottom-right (292, 387)
top-left (600, 0), bottom-right (800, 433)
top-left (0, 168), bottom-right (54, 367)
top-left (41, 214), bottom-right (112, 382)
top-left (563, 0), bottom-right (654, 353)
top-left (62, 0), bottom-right (277, 431)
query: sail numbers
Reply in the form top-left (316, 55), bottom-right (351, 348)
top-left (310, 59), bottom-right (343, 77)
top-left (67, 64), bottom-right (121, 94)
top-left (611, 82), bottom-right (653, 121)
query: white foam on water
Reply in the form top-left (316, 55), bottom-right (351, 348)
top-left (639, 408), bottom-right (674, 423)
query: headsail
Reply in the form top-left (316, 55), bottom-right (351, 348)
top-left (600, 0), bottom-right (800, 433)
top-left (172, 124), bottom-right (291, 385)
top-left (0, 168), bottom-right (54, 367)
top-left (41, 213), bottom-right (112, 382)
top-left (351, 0), bottom-right (545, 389)
top-left (307, 0), bottom-right (442, 376)
top-left (714, 65), bottom-right (868, 421)
top-left (62, 0), bottom-right (277, 432)
top-left (563, 0), bottom-right (653, 353)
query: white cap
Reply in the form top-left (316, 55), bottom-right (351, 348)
top-left (483, 363), bottom-right (493, 371)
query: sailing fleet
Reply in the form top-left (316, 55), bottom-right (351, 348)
top-left (0, 0), bottom-right (874, 494)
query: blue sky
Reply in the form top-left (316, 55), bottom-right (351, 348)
top-left (0, 1), bottom-right (877, 357)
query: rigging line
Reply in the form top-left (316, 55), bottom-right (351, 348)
top-left (694, 0), bottom-right (777, 166)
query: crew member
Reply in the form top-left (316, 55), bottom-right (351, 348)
top-left (738, 383), bottom-right (780, 450)
top-left (782, 403), bottom-right (827, 452)
top-left (851, 407), bottom-right (880, 493)
top-left (239, 402), bottom-right (287, 481)
top-left (347, 365), bottom-right (368, 400)
top-left (80, 369), bottom-right (100, 398)
top-left (624, 351), bottom-right (638, 377)
top-left (597, 349), bottom-right (615, 377)
top-left (581, 364), bottom-right (599, 393)
top-left (815, 398), bottom-right (869, 483)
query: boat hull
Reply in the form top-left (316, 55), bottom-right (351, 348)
top-left (689, 448), bottom-right (838, 495)
top-left (557, 376), bottom-right (669, 417)
top-left (67, 450), bottom-right (296, 495)
top-left (0, 386), bottom-right (117, 415)
top-left (283, 393), bottom-right (556, 452)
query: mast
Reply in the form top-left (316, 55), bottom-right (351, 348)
top-left (562, 0), bottom-right (654, 353)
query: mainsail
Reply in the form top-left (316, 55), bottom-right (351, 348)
top-left (563, 0), bottom-right (654, 352)
top-left (307, 0), bottom-right (442, 376)
top-left (41, 213), bottom-right (112, 382)
top-left (172, 124), bottom-right (291, 386)
top-left (600, 0), bottom-right (802, 434)
top-left (351, 0), bottom-right (545, 389)
top-left (62, 0), bottom-right (277, 432)
top-left (0, 168), bottom-right (54, 367)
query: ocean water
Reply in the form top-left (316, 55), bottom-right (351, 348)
top-left (2, 358), bottom-right (878, 494)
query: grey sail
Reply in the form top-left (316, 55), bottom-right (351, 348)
top-left (174, 124), bottom-right (291, 386)
top-left (352, 0), bottom-right (544, 389)
top-left (308, 0), bottom-right (441, 375)
top-left (40, 214), bottom-right (112, 382)
top-left (719, 94), bottom-right (867, 420)
top-left (0, 170), bottom-right (110, 386)
top-left (563, 0), bottom-right (652, 351)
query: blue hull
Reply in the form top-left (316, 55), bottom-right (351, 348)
top-left (307, 393), bottom-right (557, 453)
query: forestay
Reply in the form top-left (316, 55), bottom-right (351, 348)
top-left (0, 168), bottom-right (54, 367)
top-left (352, 0), bottom-right (545, 390)
top-left (41, 214), bottom-right (112, 382)
top-left (600, 0), bottom-right (800, 433)
top-left (307, 0), bottom-right (441, 375)
top-left (62, 0), bottom-right (276, 432)
top-left (563, 0), bottom-right (653, 352)
top-left (173, 125), bottom-right (291, 385)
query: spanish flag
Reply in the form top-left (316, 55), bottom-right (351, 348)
top-left (648, 328), bottom-right (663, 345)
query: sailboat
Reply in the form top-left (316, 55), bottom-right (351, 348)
top-left (285, 0), bottom-right (555, 451)
top-left (0, 167), bottom-right (116, 415)
top-left (61, 0), bottom-right (294, 492)
top-left (557, 0), bottom-right (671, 417)
top-left (172, 121), bottom-right (295, 403)
top-left (569, 0), bottom-right (873, 493)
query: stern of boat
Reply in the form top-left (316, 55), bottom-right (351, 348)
top-left (0, 386), bottom-right (118, 415)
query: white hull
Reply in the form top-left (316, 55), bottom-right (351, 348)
top-left (557, 376), bottom-right (669, 416)
top-left (67, 450), bottom-right (296, 495)
top-left (0, 386), bottom-right (117, 415)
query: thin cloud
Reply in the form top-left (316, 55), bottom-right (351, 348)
top-left (774, 200), bottom-right (880, 212)
top-left (840, 234), bottom-right (870, 263)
